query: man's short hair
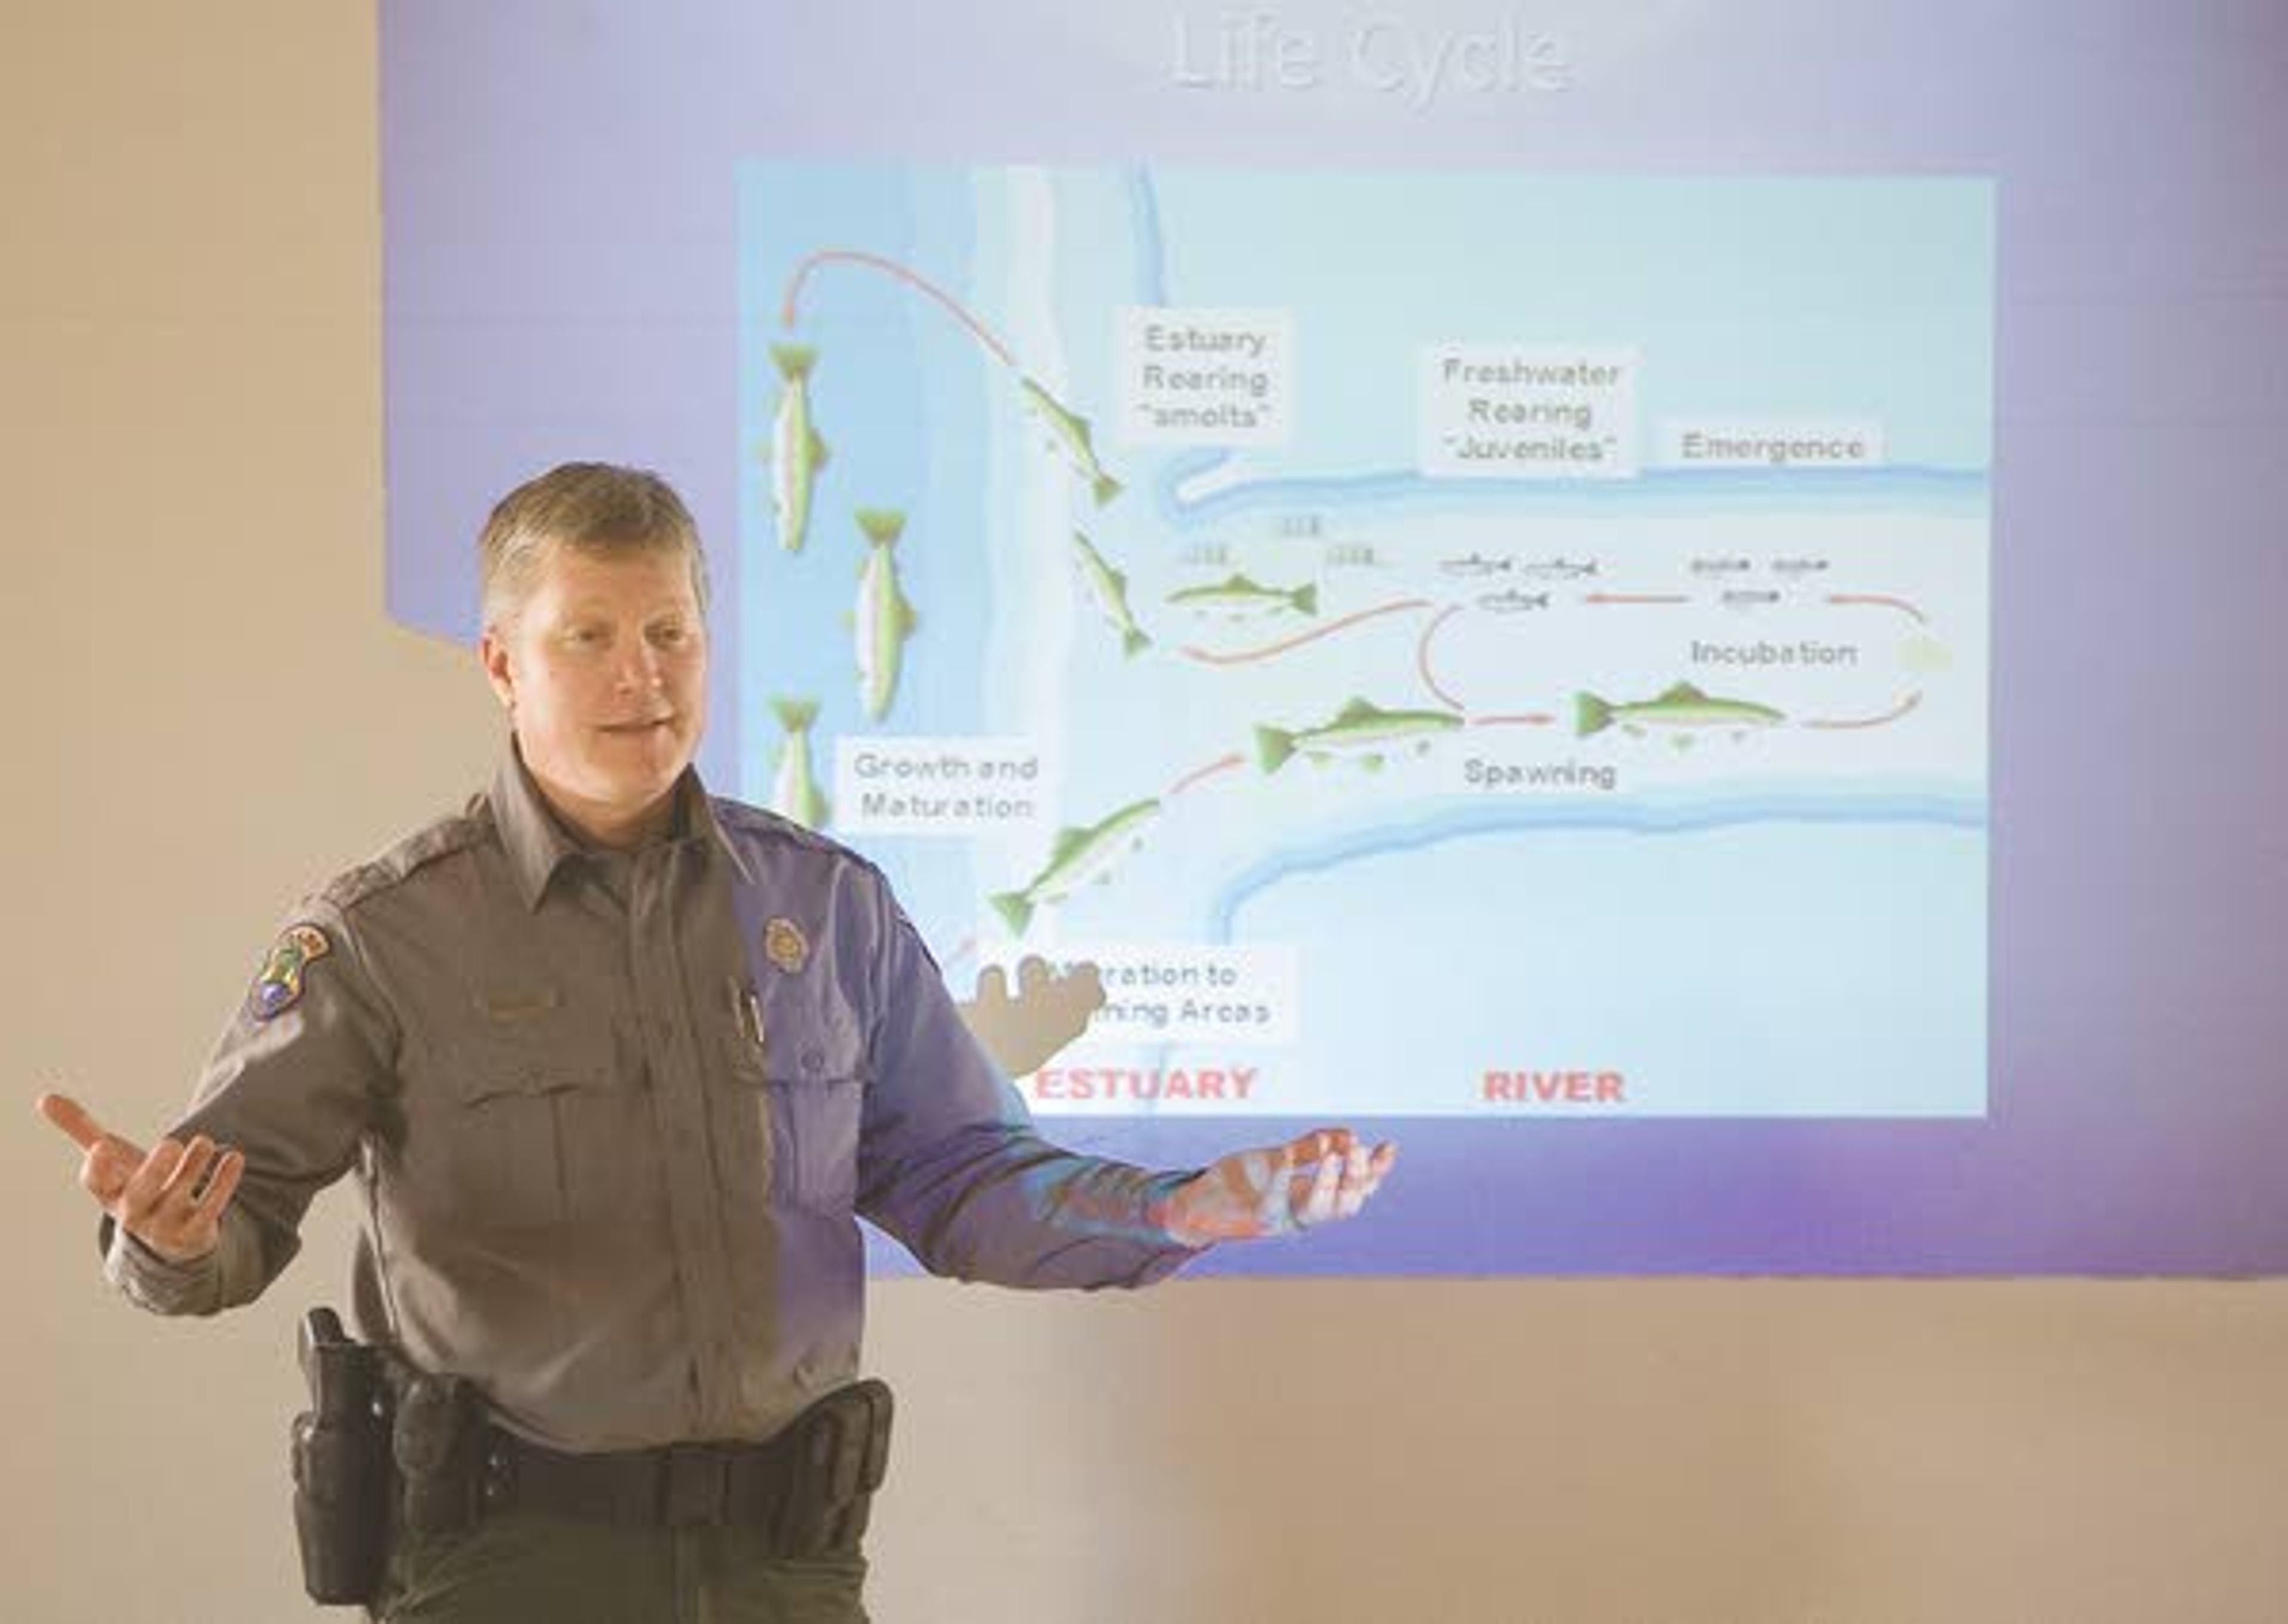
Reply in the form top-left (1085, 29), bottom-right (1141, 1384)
top-left (478, 462), bottom-right (709, 630)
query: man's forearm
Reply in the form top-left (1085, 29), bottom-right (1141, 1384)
top-left (864, 1124), bottom-right (1205, 1289)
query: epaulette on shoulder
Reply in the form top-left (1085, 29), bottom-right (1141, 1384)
top-left (711, 796), bottom-right (882, 878)
top-left (315, 798), bottom-right (496, 915)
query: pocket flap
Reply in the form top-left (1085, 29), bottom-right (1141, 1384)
top-left (447, 998), bottom-right (617, 1105)
top-left (764, 1030), bottom-right (866, 1087)
top-left (749, 979), bottom-right (868, 1087)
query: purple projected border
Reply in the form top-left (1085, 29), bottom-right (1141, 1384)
top-left (380, 0), bottom-right (2288, 1275)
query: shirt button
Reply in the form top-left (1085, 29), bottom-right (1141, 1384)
top-left (802, 1049), bottom-right (824, 1073)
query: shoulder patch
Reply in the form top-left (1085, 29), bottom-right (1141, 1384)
top-left (250, 924), bottom-right (331, 1021)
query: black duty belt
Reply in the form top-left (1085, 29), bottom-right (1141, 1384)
top-left (473, 1379), bottom-right (892, 1553)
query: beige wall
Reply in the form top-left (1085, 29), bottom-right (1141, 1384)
top-left (5, 5), bottom-right (2284, 1620)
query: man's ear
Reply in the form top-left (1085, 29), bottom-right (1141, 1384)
top-left (480, 626), bottom-right (516, 712)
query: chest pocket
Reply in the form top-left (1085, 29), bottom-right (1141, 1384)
top-left (723, 975), bottom-right (867, 1212)
top-left (409, 996), bottom-right (647, 1230)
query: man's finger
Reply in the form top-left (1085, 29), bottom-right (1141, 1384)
top-left (36, 1092), bottom-right (108, 1153)
top-left (116, 1138), bottom-right (189, 1227)
top-left (972, 965), bottom-right (1011, 1006)
top-left (158, 1136), bottom-right (220, 1204)
top-left (1333, 1143), bottom-right (1376, 1219)
top-left (1016, 956), bottom-right (1050, 995)
top-left (1347, 1143), bottom-right (1398, 1215)
top-left (80, 1141), bottom-right (139, 1205)
top-left (191, 1149), bottom-right (246, 1222)
top-left (1290, 1146), bottom-right (1344, 1227)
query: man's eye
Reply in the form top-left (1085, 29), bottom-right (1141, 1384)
top-left (649, 624), bottom-right (691, 648)
top-left (564, 626), bottom-right (607, 648)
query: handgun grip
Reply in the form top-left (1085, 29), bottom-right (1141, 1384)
top-left (297, 1306), bottom-right (346, 1385)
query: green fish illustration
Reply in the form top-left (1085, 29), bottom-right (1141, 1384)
top-left (853, 509), bottom-right (917, 720)
top-left (1254, 697), bottom-right (1463, 774)
top-left (768, 696), bottom-right (830, 830)
top-left (1167, 572), bottom-right (1319, 621)
top-left (770, 344), bottom-right (829, 553)
top-left (1575, 682), bottom-right (1785, 739)
top-left (988, 798), bottom-right (1162, 937)
top-left (1070, 531), bottom-right (1151, 658)
top-left (1020, 377), bottom-right (1121, 506)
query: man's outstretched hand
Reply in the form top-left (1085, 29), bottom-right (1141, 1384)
top-left (1156, 1127), bottom-right (1396, 1247)
top-left (34, 1093), bottom-right (242, 1265)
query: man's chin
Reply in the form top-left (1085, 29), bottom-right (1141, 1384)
top-left (593, 722), bottom-right (694, 760)
top-left (580, 756), bottom-right (691, 809)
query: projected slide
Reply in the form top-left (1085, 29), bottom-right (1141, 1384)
top-left (736, 167), bottom-right (1992, 1120)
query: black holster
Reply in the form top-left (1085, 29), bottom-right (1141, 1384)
top-left (289, 1308), bottom-right (389, 1606)
top-left (777, 1377), bottom-right (894, 1555)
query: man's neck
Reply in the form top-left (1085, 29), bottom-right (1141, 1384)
top-left (538, 779), bottom-right (681, 853)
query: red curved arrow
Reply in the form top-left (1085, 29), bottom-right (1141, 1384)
top-left (1414, 605), bottom-right (1465, 710)
top-left (781, 248), bottom-right (1021, 372)
top-left (1165, 753), bottom-right (1245, 798)
top-left (1801, 691), bottom-right (1925, 730)
top-left (1179, 598), bottom-right (1431, 667)
top-left (1827, 592), bottom-right (1928, 624)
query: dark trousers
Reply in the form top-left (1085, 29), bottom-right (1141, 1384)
top-left (372, 1513), bottom-right (868, 1623)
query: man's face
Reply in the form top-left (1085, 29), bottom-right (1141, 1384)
top-left (480, 543), bottom-right (707, 846)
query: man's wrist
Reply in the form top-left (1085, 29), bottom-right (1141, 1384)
top-left (101, 1216), bottom-right (223, 1313)
top-left (1148, 1171), bottom-right (1215, 1250)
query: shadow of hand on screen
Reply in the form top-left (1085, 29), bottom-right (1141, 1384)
top-left (955, 957), bottom-right (1105, 1077)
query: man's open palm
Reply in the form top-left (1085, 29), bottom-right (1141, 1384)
top-left (1158, 1127), bottom-right (1396, 1247)
top-left (35, 1093), bottom-right (241, 1265)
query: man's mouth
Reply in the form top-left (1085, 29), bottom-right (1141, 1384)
top-left (598, 716), bottom-right (675, 736)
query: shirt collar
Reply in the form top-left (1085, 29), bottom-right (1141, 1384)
top-left (681, 771), bottom-right (755, 884)
top-left (490, 746), bottom-right (753, 910)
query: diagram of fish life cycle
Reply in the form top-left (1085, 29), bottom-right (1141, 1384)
top-left (736, 167), bottom-right (1992, 1119)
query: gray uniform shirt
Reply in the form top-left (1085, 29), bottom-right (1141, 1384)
top-left (105, 753), bottom-right (1201, 1450)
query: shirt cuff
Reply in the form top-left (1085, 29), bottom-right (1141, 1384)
top-left (1127, 1238), bottom-right (1211, 1286)
top-left (100, 1217), bottom-right (222, 1315)
top-left (1139, 1169), bottom-right (1220, 1265)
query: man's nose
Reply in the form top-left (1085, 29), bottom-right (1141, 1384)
top-left (611, 640), bottom-right (665, 692)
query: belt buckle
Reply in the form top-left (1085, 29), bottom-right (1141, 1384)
top-left (660, 1442), bottom-right (732, 1528)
